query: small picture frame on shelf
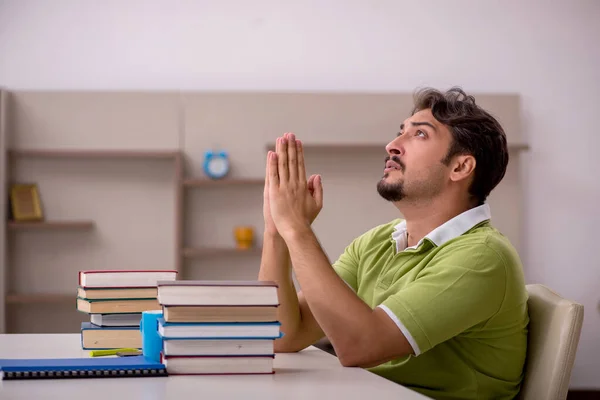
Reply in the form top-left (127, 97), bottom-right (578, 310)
top-left (9, 183), bottom-right (44, 222)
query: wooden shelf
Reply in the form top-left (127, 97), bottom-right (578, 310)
top-left (8, 149), bottom-right (180, 159)
top-left (265, 143), bottom-right (530, 151)
top-left (183, 178), bottom-right (264, 187)
top-left (5, 294), bottom-right (74, 304)
top-left (509, 143), bottom-right (530, 151)
top-left (7, 220), bottom-right (95, 230)
top-left (182, 247), bottom-right (262, 258)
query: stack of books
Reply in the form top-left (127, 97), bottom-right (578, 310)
top-left (77, 269), bottom-right (178, 350)
top-left (156, 280), bottom-right (280, 375)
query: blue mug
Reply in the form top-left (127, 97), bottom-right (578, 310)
top-left (140, 310), bottom-right (163, 363)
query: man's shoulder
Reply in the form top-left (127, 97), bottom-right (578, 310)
top-left (437, 222), bottom-right (523, 271)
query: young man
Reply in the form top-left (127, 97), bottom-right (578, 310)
top-left (258, 87), bottom-right (529, 400)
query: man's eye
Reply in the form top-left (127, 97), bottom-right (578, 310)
top-left (416, 130), bottom-right (426, 137)
top-left (397, 131), bottom-right (403, 137)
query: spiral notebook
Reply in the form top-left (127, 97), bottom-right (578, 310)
top-left (0, 355), bottom-right (167, 380)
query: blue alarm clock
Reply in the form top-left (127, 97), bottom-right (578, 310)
top-left (203, 150), bottom-right (230, 179)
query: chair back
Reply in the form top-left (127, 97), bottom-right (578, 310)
top-left (518, 284), bottom-right (584, 400)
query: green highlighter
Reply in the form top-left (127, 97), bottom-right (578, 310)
top-left (89, 348), bottom-right (141, 357)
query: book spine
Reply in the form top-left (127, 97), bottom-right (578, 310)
top-left (1, 368), bottom-right (167, 380)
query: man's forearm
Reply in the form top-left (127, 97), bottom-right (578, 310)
top-left (257, 232), bottom-right (302, 351)
top-left (283, 227), bottom-right (380, 363)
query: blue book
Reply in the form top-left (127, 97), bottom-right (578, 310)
top-left (0, 356), bottom-right (166, 380)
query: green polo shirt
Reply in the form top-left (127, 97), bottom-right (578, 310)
top-left (332, 206), bottom-right (529, 400)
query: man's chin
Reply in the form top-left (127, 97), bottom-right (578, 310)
top-left (376, 181), bottom-right (405, 202)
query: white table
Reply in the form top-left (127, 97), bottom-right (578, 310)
top-left (0, 334), bottom-right (429, 400)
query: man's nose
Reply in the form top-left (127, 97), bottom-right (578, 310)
top-left (385, 136), bottom-right (404, 156)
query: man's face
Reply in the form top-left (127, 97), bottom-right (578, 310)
top-left (377, 109), bottom-right (454, 203)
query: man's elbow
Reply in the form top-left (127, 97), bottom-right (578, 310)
top-left (338, 352), bottom-right (361, 367)
top-left (336, 342), bottom-right (410, 368)
top-left (337, 350), bottom-right (380, 367)
top-left (335, 342), bottom-right (373, 367)
top-left (337, 350), bottom-right (392, 368)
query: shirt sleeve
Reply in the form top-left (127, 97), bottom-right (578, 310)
top-left (378, 242), bottom-right (507, 355)
top-left (332, 239), bottom-right (360, 292)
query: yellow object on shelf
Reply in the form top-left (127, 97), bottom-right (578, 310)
top-left (234, 226), bottom-right (255, 249)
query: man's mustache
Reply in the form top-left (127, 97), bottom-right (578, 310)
top-left (384, 156), bottom-right (405, 172)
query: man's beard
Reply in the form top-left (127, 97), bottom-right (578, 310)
top-left (377, 155), bottom-right (406, 201)
top-left (377, 179), bottom-right (405, 201)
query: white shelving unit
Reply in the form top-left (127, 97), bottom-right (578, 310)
top-left (0, 90), bottom-right (528, 333)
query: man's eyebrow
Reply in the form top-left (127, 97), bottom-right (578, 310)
top-left (411, 121), bottom-right (437, 132)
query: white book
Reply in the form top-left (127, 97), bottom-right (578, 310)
top-left (163, 355), bottom-right (274, 375)
top-left (79, 270), bottom-right (177, 288)
top-left (163, 339), bottom-right (274, 356)
top-left (158, 320), bottom-right (281, 339)
top-left (90, 313), bottom-right (142, 327)
top-left (156, 280), bottom-right (278, 306)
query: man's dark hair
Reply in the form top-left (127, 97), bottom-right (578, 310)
top-left (412, 86), bottom-right (509, 205)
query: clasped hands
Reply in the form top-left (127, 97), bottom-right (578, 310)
top-left (263, 132), bottom-right (323, 241)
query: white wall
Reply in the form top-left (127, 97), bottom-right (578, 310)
top-left (1, 0), bottom-right (599, 389)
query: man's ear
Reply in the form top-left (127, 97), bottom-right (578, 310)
top-left (449, 154), bottom-right (476, 183)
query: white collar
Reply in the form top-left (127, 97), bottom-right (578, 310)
top-left (391, 203), bottom-right (491, 252)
